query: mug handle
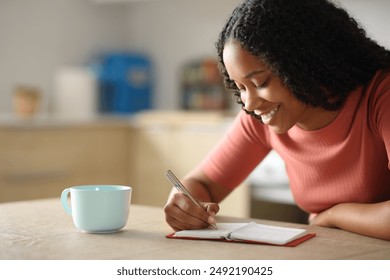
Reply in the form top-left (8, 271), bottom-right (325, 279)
top-left (61, 188), bottom-right (72, 215)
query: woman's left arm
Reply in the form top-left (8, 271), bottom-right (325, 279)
top-left (310, 200), bottom-right (390, 240)
top-left (312, 72), bottom-right (390, 241)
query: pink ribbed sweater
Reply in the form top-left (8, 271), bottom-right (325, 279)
top-left (201, 70), bottom-right (390, 213)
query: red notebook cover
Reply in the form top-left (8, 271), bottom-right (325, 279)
top-left (166, 232), bottom-right (316, 247)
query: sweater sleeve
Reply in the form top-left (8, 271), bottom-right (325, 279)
top-left (200, 110), bottom-right (272, 190)
top-left (371, 70), bottom-right (390, 169)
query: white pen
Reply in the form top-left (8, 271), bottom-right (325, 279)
top-left (165, 169), bottom-right (217, 230)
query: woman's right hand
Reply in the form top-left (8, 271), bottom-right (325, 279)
top-left (164, 192), bottom-right (219, 232)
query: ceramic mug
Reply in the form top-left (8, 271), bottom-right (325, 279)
top-left (61, 185), bottom-right (132, 233)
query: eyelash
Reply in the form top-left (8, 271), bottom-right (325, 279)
top-left (256, 76), bottom-right (271, 89)
top-left (235, 76), bottom-right (271, 92)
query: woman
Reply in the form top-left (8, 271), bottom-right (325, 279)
top-left (164, 0), bottom-right (390, 240)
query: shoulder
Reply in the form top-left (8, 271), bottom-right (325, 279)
top-left (363, 69), bottom-right (390, 136)
top-left (365, 69), bottom-right (390, 100)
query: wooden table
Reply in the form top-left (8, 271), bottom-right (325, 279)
top-left (0, 198), bottom-right (389, 260)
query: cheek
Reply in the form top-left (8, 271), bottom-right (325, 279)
top-left (283, 100), bottom-right (307, 122)
top-left (269, 85), bottom-right (294, 104)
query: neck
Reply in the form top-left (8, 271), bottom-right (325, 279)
top-left (297, 107), bottom-right (341, 131)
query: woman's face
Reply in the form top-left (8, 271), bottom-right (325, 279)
top-left (223, 41), bottom-right (323, 134)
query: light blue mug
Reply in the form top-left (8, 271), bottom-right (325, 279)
top-left (61, 185), bottom-right (132, 233)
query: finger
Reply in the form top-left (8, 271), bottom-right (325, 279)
top-left (165, 205), bottom-right (210, 231)
top-left (203, 203), bottom-right (218, 227)
top-left (164, 199), bottom-right (206, 230)
top-left (205, 203), bottom-right (220, 215)
top-left (167, 212), bottom-right (210, 231)
top-left (176, 197), bottom-right (211, 227)
top-left (164, 195), bottom-right (210, 230)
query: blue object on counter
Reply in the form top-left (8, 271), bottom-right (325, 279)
top-left (98, 52), bottom-right (153, 114)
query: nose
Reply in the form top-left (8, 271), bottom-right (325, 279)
top-left (243, 88), bottom-right (263, 112)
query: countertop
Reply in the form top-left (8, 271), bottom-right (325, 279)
top-left (1, 198), bottom-right (390, 260)
top-left (0, 110), bottom-right (235, 129)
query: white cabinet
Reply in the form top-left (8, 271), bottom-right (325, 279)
top-left (249, 150), bottom-right (294, 205)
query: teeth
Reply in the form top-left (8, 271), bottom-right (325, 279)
top-left (260, 106), bottom-right (279, 123)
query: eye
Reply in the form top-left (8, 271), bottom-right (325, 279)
top-left (256, 76), bottom-right (271, 89)
top-left (234, 82), bottom-right (245, 92)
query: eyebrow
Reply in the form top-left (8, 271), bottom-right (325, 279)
top-left (244, 70), bottom-right (266, 79)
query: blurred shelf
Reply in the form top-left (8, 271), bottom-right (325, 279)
top-left (180, 58), bottom-right (230, 111)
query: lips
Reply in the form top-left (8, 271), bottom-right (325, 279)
top-left (254, 105), bottom-right (280, 124)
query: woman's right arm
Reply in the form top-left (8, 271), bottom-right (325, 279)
top-left (164, 111), bottom-right (270, 231)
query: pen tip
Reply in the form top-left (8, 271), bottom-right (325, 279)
top-left (210, 224), bottom-right (218, 230)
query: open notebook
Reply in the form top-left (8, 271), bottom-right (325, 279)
top-left (167, 222), bottom-right (315, 247)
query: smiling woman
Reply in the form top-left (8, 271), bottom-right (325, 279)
top-left (222, 40), bottom-right (342, 133)
top-left (164, 0), bottom-right (390, 241)
top-left (222, 41), bottom-right (340, 134)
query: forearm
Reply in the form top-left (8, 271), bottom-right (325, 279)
top-left (311, 200), bottom-right (390, 240)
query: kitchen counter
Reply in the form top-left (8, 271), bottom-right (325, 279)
top-left (1, 198), bottom-right (390, 260)
top-left (0, 110), bottom-right (235, 129)
top-left (0, 114), bottom-right (134, 129)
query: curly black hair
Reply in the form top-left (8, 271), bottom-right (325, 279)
top-left (216, 0), bottom-right (390, 112)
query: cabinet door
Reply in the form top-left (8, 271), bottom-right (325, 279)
top-left (177, 122), bottom-right (250, 218)
top-left (0, 125), bottom-right (129, 203)
top-left (131, 123), bottom-right (178, 207)
top-left (67, 126), bottom-right (130, 185)
top-left (0, 129), bottom-right (74, 202)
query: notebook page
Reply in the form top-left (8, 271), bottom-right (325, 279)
top-left (230, 223), bottom-right (307, 245)
top-left (173, 223), bottom-right (248, 239)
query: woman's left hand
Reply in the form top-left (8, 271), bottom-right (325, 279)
top-left (309, 209), bottom-right (334, 227)
top-left (308, 201), bottom-right (390, 241)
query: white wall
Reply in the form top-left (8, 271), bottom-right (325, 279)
top-left (0, 0), bottom-right (389, 115)
top-left (0, 0), bottom-right (128, 114)
top-left (337, 0), bottom-right (390, 48)
top-left (124, 0), bottom-right (241, 110)
top-left (123, 0), bottom-right (390, 110)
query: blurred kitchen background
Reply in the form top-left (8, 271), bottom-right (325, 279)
top-left (1, 0), bottom-right (389, 223)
